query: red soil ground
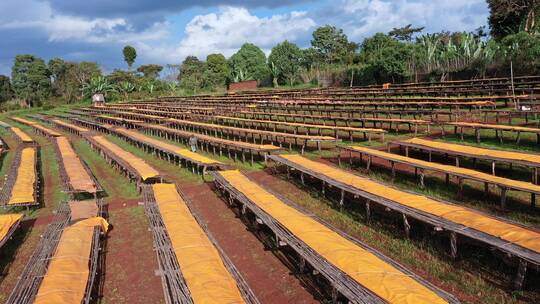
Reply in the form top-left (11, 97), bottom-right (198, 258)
top-left (179, 181), bottom-right (318, 304)
top-left (99, 198), bottom-right (165, 304)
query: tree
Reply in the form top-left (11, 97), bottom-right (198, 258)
top-left (229, 43), bottom-right (270, 83)
top-left (137, 64), bottom-right (163, 79)
top-left (11, 54), bottom-right (51, 106)
top-left (204, 53), bottom-right (230, 88)
top-left (388, 24), bottom-right (425, 41)
top-left (268, 41), bottom-right (303, 86)
top-left (48, 58), bottom-right (67, 84)
top-left (123, 45), bottom-right (137, 70)
top-left (178, 56), bottom-right (205, 92)
top-left (311, 25), bottom-right (358, 64)
top-left (0, 75), bottom-right (13, 102)
top-left (358, 33), bottom-right (413, 83)
top-left (501, 31), bottom-right (540, 74)
top-left (488, 0), bottom-right (540, 39)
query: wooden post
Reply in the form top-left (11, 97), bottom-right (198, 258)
top-left (457, 177), bottom-right (463, 198)
top-left (500, 187), bottom-right (508, 209)
top-left (365, 200), bottom-right (371, 221)
top-left (450, 232), bottom-right (458, 259)
top-left (513, 259), bottom-right (528, 290)
top-left (403, 214), bottom-right (411, 238)
top-left (391, 161), bottom-right (396, 182)
top-left (339, 189), bottom-right (345, 211)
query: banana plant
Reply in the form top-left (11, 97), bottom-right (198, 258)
top-left (117, 81), bottom-right (135, 101)
top-left (81, 76), bottom-right (115, 98)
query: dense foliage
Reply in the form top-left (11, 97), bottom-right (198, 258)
top-left (268, 41), bottom-right (303, 86)
top-left (137, 64), bottom-right (163, 79)
top-left (0, 75), bottom-right (13, 102)
top-left (11, 55), bottom-right (51, 106)
top-left (488, 0), bottom-right (539, 39)
top-left (1, 0), bottom-right (538, 107)
top-left (229, 43), bottom-right (270, 84)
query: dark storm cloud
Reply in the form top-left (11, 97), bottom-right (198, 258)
top-left (47, 0), bottom-right (314, 18)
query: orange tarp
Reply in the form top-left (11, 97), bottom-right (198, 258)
top-left (113, 128), bottom-right (222, 165)
top-left (215, 115), bottom-right (386, 133)
top-left (169, 118), bottom-right (335, 141)
top-left (152, 184), bottom-right (245, 303)
top-left (219, 170), bottom-right (447, 304)
top-left (240, 111), bottom-right (430, 124)
top-left (91, 136), bottom-right (159, 181)
top-left (33, 124), bottom-right (62, 137)
top-left (279, 154), bottom-right (540, 254)
top-left (52, 119), bottom-right (89, 133)
top-left (11, 117), bottom-right (36, 125)
top-left (348, 145), bottom-right (540, 193)
top-left (11, 127), bottom-right (34, 143)
top-left (0, 214), bottom-right (23, 243)
top-left (97, 115), bottom-right (142, 124)
top-left (33, 217), bottom-right (109, 304)
top-left (9, 148), bottom-right (36, 205)
top-left (142, 124), bottom-right (280, 151)
top-left (401, 138), bottom-right (540, 165)
top-left (448, 122), bottom-right (540, 133)
top-left (56, 137), bottom-right (96, 193)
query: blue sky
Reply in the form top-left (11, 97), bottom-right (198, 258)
top-left (0, 0), bottom-right (489, 76)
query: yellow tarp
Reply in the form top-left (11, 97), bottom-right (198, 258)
top-left (279, 155), bottom-right (540, 254)
top-left (448, 122), bottom-right (540, 133)
top-left (348, 145), bottom-right (540, 193)
top-left (169, 119), bottom-right (335, 141)
top-left (215, 116), bottom-right (386, 133)
top-left (33, 124), bottom-right (62, 137)
top-left (219, 170), bottom-right (448, 304)
top-left (56, 137), bottom-right (96, 193)
top-left (0, 214), bottom-right (23, 242)
top-left (11, 127), bottom-right (34, 143)
top-left (52, 119), bottom-right (89, 133)
top-left (114, 128), bottom-right (222, 165)
top-left (402, 138), bottom-right (540, 165)
top-left (97, 115), bottom-right (142, 124)
top-left (240, 111), bottom-right (429, 124)
top-left (152, 184), bottom-right (245, 303)
top-left (9, 148), bottom-right (36, 205)
top-left (144, 124), bottom-right (281, 151)
top-left (91, 136), bottom-right (159, 181)
top-left (11, 117), bottom-right (36, 126)
top-left (34, 217), bottom-right (109, 304)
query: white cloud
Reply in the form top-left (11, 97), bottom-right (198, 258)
top-left (0, 0), bottom-right (168, 44)
top-left (337, 0), bottom-right (488, 41)
top-left (173, 7), bottom-right (316, 60)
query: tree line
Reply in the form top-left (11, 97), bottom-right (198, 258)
top-left (0, 0), bottom-right (538, 108)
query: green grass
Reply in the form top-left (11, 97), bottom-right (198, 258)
top-left (438, 126), bottom-right (540, 153)
top-left (71, 139), bottom-right (139, 200)
top-left (267, 173), bottom-right (537, 304)
top-left (139, 130), bottom-right (266, 171)
top-left (104, 134), bottom-right (204, 184)
top-left (0, 119), bottom-right (68, 216)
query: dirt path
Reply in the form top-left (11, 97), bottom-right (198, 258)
top-left (180, 182), bottom-right (317, 304)
top-left (99, 198), bottom-right (165, 304)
